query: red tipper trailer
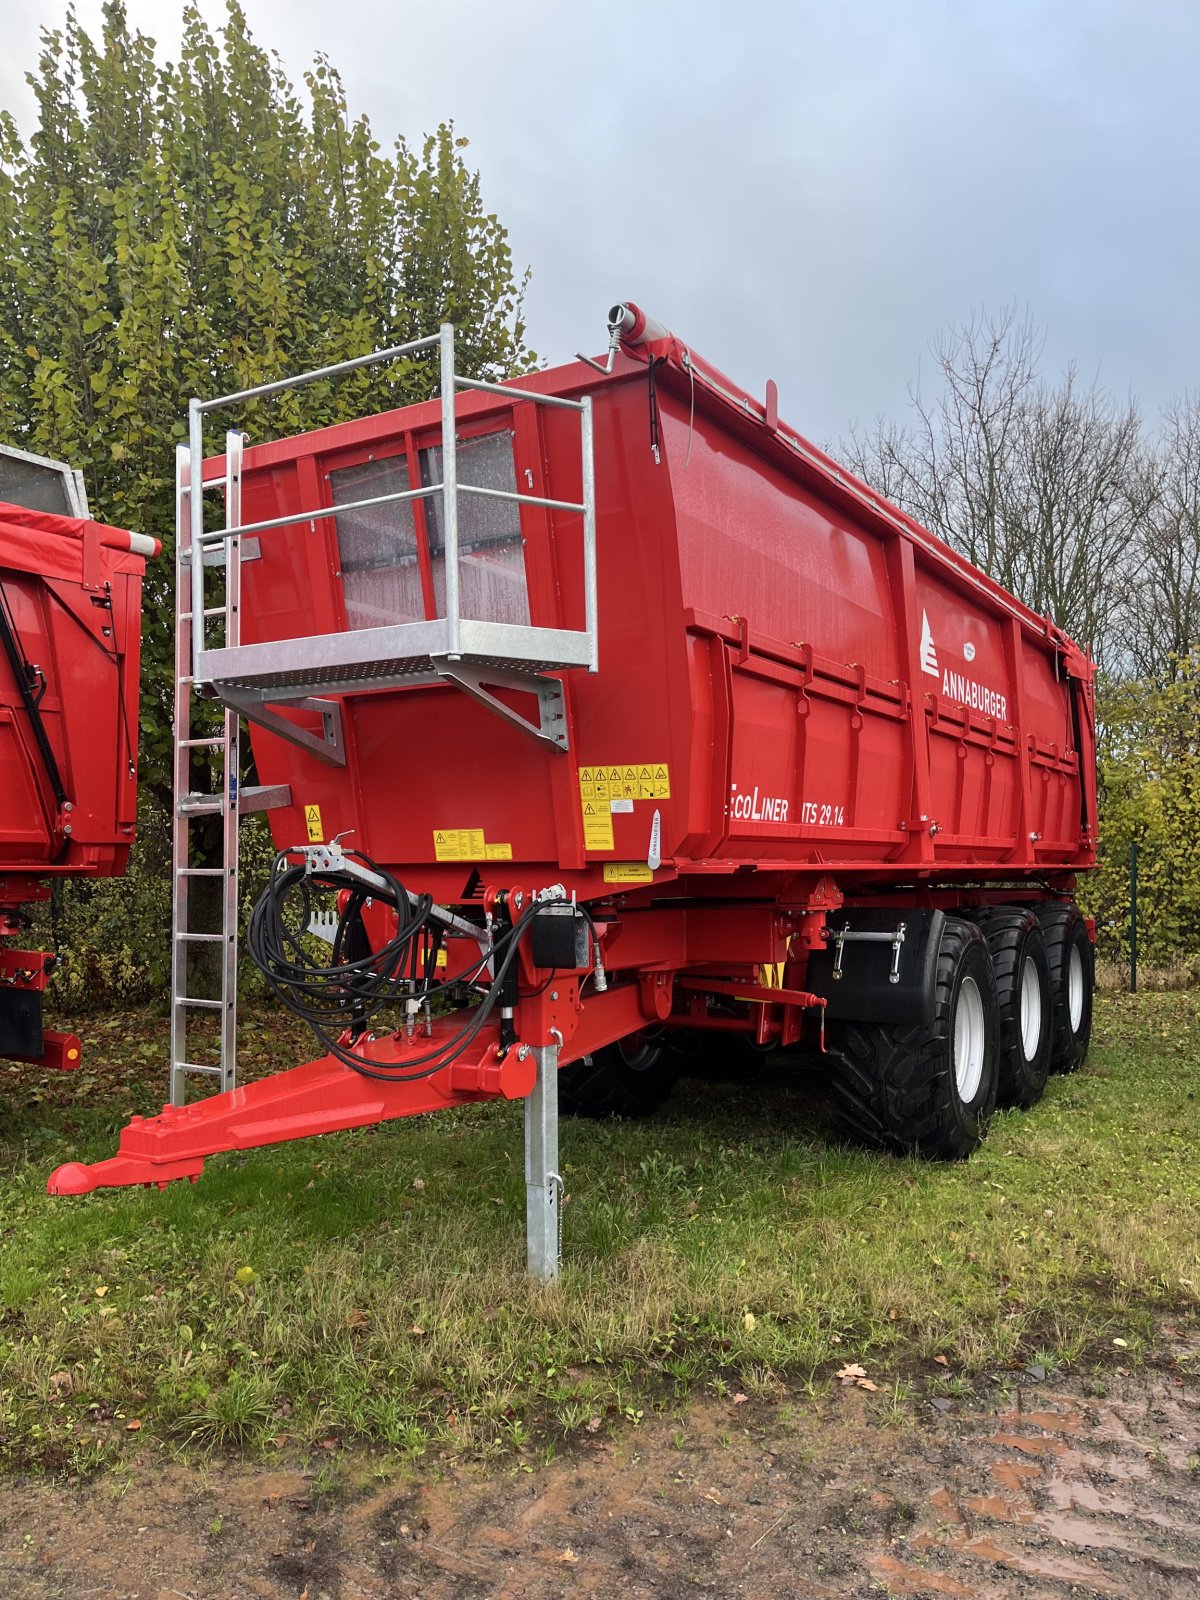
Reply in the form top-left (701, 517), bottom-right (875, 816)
top-left (0, 498), bottom-right (158, 1068)
top-left (50, 307), bottom-right (1097, 1278)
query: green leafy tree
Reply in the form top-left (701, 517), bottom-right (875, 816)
top-left (0, 0), bottom-right (530, 804)
top-left (1081, 657), bottom-right (1200, 975)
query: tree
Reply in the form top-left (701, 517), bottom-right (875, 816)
top-left (842, 305), bottom-right (1142, 669)
top-left (1120, 394), bottom-right (1200, 680)
top-left (0, 0), bottom-right (531, 804)
top-left (1002, 371), bottom-right (1143, 665)
top-left (1080, 660), bottom-right (1200, 974)
top-left (843, 306), bottom-right (1042, 589)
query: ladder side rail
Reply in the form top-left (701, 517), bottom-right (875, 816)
top-left (171, 445), bottom-right (196, 1107)
top-left (581, 395), bottom-right (598, 672)
top-left (188, 399), bottom-right (206, 687)
top-left (440, 322), bottom-right (461, 658)
top-left (220, 430), bottom-right (243, 1092)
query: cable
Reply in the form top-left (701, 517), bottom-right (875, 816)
top-left (247, 846), bottom-right (555, 1083)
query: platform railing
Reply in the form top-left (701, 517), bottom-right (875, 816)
top-left (186, 323), bottom-right (598, 695)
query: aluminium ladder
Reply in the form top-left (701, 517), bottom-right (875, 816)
top-left (169, 436), bottom-right (244, 1104)
top-left (171, 435), bottom-right (289, 1102)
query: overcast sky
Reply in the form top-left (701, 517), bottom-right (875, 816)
top-left (2, 0), bottom-right (1196, 444)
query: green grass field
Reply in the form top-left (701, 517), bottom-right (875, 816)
top-left (1, 991), bottom-right (1197, 1474)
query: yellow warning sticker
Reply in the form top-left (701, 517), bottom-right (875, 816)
top-left (432, 831), bottom-right (513, 863)
top-left (304, 804), bottom-right (323, 843)
top-left (578, 763), bottom-right (671, 801)
top-left (580, 798), bottom-right (614, 851)
top-left (602, 862), bottom-right (655, 884)
top-left (433, 828), bottom-right (486, 861)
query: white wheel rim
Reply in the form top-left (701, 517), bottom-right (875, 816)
top-left (1068, 945), bottom-right (1084, 1032)
top-left (954, 975), bottom-right (986, 1103)
top-left (1019, 956), bottom-right (1043, 1062)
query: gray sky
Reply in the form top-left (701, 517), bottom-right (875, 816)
top-left (2, 0), bottom-right (1197, 443)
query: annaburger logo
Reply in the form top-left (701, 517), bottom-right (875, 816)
top-left (920, 614), bottom-right (1008, 718)
top-left (941, 670), bottom-right (1008, 720)
top-left (920, 610), bottom-right (939, 676)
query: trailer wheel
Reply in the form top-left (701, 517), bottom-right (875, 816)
top-left (558, 1029), bottom-right (679, 1119)
top-left (969, 908), bottom-right (1052, 1109)
top-left (827, 917), bottom-right (999, 1160)
top-left (1036, 901), bottom-right (1094, 1072)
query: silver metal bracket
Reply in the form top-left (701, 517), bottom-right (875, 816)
top-left (201, 536), bottom-right (260, 567)
top-left (223, 693), bottom-right (346, 768)
top-left (826, 921), bottom-right (908, 984)
top-left (238, 783), bottom-right (292, 814)
top-left (434, 660), bottom-right (568, 751)
top-left (575, 311), bottom-right (624, 375)
top-left (298, 839), bottom-right (491, 948)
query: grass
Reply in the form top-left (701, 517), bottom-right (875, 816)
top-left (0, 990), bottom-right (1197, 1474)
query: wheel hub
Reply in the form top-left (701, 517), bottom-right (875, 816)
top-left (1068, 945), bottom-right (1084, 1032)
top-left (954, 975), bottom-right (986, 1103)
top-left (1019, 956), bottom-right (1043, 1062)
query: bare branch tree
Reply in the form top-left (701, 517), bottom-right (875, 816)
top-left (1120, 394), bottom-right (1200, 678)
top-left (1004, 372), bottom-right (1141, 668)
top-left (841, 306), bottom-right (1142, 668)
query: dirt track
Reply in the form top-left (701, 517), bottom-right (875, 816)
top-left (2, 1346), bottom-right (1198, 1600)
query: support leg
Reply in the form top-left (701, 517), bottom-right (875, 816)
top-left (524, 1044), bottom-right (560, 1282)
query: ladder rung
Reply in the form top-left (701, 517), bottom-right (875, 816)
top-left (178, 796), bottom-right (225, 814)
top-left (175, 1062), bottom-right (224, 1078)
top-left (179, 607), bottom-right (230, 622)
top-left (176, 867), bottom-right (225, 877)
top-left (176, 996), bottom-right (224, 1010)
top-left (179, 737), bottom-right (224, 749)
top-left (175, 931), bottom-right (227, 943)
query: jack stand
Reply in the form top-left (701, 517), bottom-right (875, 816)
top-left (524, 1044), bottom-right (561, 1282)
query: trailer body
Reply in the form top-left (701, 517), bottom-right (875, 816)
top-left (0, 501), bottom-right (156, 1066)
top-left (231, 347), bottom-right (1094, 897)
top-left (51, 310), bottom-right (1097, 1279)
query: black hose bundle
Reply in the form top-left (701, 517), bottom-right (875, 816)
top-left (247, 847), bottom-right (544, 1082)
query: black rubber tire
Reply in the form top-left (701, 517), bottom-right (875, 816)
top-left (826, 916), bottom-right (999, 1160)
top-left (1036, 901), bottom-right (1094, 1073)
top-left (558, 1029), bottom-right (679, 1118)
top-left (968, 907), bottom-right (1053, 1109)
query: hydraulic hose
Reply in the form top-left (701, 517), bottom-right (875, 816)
top-left (247, 847), bottom-right (551, 1083)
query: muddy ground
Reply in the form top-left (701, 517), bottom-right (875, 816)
top-left (2, 1347), bottom-right (1198, 1600)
